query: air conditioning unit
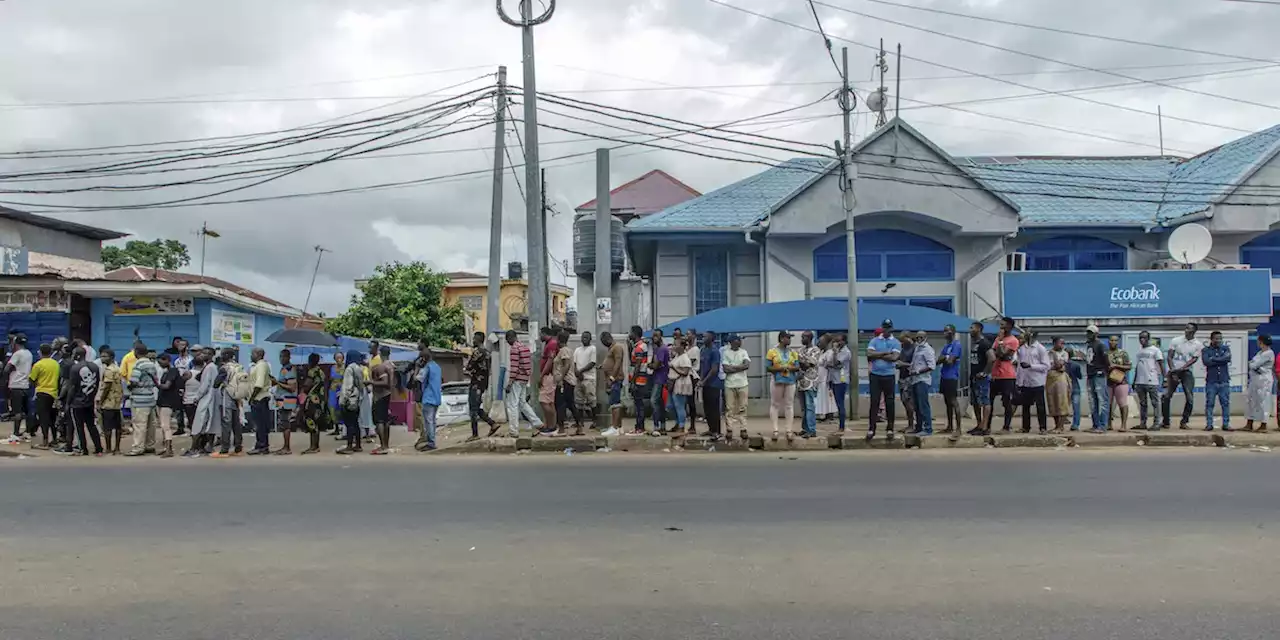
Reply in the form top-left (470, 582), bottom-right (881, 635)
top-left (1213, 263), bottom-right (1251, 270)
top-left (1006, 252), bottom-right (1027, 271)
top-left (1149, 259), bottom-right (1182, 270)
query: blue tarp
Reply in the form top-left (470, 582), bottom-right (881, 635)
top-left (272, 335), bottom-right (420, 364)
top-left (654, 299), bottom-right (990, 336)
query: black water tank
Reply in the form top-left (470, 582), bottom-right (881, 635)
top-left (507, 261), bottom-right (523, 281)
top-left (572, 214), bottom-right (625, 277)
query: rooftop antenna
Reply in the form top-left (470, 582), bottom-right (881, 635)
top-left (1158, 105), bottom-right (1165, 156)
top-left (868, 39), bottom-right (890, 128)
top-left (301, 245), bottom-right (330, 316)
top-left (1167, 223), bottom-right (1212, 270)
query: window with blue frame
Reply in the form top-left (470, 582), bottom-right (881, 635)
top-left (1021, 236), bottom-right (1127, 271)
top-left (692, 247), bottom-right (729, 315)
top-left (813, 229), bottom-right (954, 282)
top-left (1241, 231), bottom-right (1280, 274)
top-left (858, 297), bottom-right (955, 313)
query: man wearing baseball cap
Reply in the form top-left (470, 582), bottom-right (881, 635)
top-left (866, 319), bottom-right (901, 441)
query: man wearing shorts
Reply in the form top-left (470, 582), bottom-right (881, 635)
top-left (765, 331), bottom-right (799, 439)
top-left (273, 349), bottom-right (300, 454)
top-left (370, 346), bottom-right (396, 454)
top-left (94, 347), bottom-right (125, 454)
top-left (600, 331), bottom-right (626, 436)
top-left (939, 324), bottom-right (963, 434)
top-left (572, 332), bottom-right (598, 434)
top-left (966, 322), bottom-right (993, 436)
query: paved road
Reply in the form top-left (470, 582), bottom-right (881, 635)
top-left (1, 450), bottom-right (1277, 639)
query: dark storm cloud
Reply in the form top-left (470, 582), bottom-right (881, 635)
top-left (0, 0), bottom-right (1274, 313)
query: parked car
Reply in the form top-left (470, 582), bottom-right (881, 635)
top-left (436, 381), bottom-right (471, 426)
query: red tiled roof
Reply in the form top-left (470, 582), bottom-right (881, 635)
top-left (575, 169), bottom-right (701, 216)
top-left (104, 266), bottom-right (293, 309)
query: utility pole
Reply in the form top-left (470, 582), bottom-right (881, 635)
top-left (594, 148), bottom-right (612, 337)
top-left (487, 66), bottom-right (509, 405)
top-left (498, 0), bottom-right (555, 339)
top-left (301, 245), bottom-right (330, 316)
top-left (541, 167), bottom-right (550, 320)
top-left (197, 222), bottom-right (220, 278)
top-left (838, 46), bottom-right (861, 419)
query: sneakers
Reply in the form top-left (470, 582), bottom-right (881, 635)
top-left (5, 435), bottom-right (20, 445)
top-left (210, 451), bottom-right (232, 458)
top-left (600, 427), bottom-right (620, 437)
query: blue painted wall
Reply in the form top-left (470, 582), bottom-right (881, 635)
top-left (91, 296), bottom-right (291, 372)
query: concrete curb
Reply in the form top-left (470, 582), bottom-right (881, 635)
top-left (427, 430), bottom-right (1278, 455)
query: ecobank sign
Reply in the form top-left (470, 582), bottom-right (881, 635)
top-left (1110, 282), bottom-right (1160, 311)
top-left (1002, 270), bottom-right (1272, 319)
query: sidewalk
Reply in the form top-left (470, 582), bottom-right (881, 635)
top-left (5, 416), bottom-right (1277, 459)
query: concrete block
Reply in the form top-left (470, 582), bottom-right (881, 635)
top-left (515, 437), bottom-right (533, 450)
top-left (613, 434), bottom-right (673, 452)
top-left (989, 434), bottom-right (1059, 448)
top-left (1070, 433), bottom-right (1142, 448)
top-left (910, 434), bottom-right (989, 449)
top-left (1220, 433), bottom-right (1280, 448)
top-left (1146, 433), bottom-right (1216, 447)
top-left (529, 436), bottom-right (596, 453)
top-left (841, 435), bottom-right (905, 450)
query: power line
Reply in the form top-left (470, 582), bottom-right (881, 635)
top-left (702, 0), bottom-right (1254, 134)
top-left (813, 0), bottom-right (1280, 114)
top-left (839, 0), bottom-right (1280, 65)
top-left (806, 0), bottom-right (844, 77)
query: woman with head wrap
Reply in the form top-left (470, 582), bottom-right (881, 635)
top-left (337, 350), bottom-right (365, 454)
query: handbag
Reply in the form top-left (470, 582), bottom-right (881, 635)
top-left (1107, 368), bottom-right (1126, 385)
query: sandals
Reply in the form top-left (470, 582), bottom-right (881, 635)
top-left (272, 449), bottom-right (292, 456)
top-left (370, 448), bottom-right (389, 456)
top-left (300, 448), bottom-right (320, 455)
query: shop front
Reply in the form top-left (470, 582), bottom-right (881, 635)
top-left (1003, 269), bottom-right (1273, 411)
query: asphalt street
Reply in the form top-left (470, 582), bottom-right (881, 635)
top-left (1, 450), bottom-right (1277, 639)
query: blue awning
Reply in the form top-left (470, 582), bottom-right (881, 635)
top-left (654, 299), bottom-right (985, 336)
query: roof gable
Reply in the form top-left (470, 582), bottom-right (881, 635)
top-left (1158, 124), bottom-right (1280, 220)
top-left (0, 206), bottom-right (127, 241)
top-left (575, 169), bottom-right (702, 216)
top-left (627, 158), bottom-right (833, 231)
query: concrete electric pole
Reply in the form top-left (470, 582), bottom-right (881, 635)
top-left (594, 148), bottom-right (612, 337)
top-left (486, 65), bottom-right (508, 403)
top-left (497, 0), bottom-right (555, 339)
top-left (838, 46), bottom-right (861, 418)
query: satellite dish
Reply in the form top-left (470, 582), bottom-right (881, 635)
top-left (866, 88), bottom-right (888, 115)
top-left (1167, 223), bottom-right (1213, 265)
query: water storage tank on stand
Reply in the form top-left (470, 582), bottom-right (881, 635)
top-left (507, 261), bottom-right (523, 281)
top-left (572, 214), bottom-right (626, 277)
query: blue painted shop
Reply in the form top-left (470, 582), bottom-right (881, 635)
top-left (64, 279), bottom-right (296, 368)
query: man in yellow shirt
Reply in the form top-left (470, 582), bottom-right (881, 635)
top-left (247, 347), bottom-right (273, 455)
top-left (29, 343), bottom-right (60, 449)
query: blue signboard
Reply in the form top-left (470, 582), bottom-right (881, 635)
top-left (1002, 269), bottom-right (1273, 319)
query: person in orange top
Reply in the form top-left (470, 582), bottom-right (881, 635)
top-left (990, 316), bottom-right (1021, 432)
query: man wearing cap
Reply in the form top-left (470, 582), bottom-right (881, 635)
top-left (866, 319), bottom-right (902, 441)
top-left (1084, 324), bottom-right (1111, 431)
top-left (765, 331), bottom-right (800, 440)
top-left (722, 334), bottom-right (751, 440)
top-left (990, 317), bottom-right (1020, 433)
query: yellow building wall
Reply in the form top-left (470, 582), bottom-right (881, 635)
top-left (444, 281), bottom-right (570, 335)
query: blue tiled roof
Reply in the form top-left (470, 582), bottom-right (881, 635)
top-left (626, 158), bottom-right (833, 230)
top-left (1159, 124), bottom-right (1280, 220)
top-left (628, 123), bottom-right (1280, 232)
top-left (960, 157), bottom-right (1179, 227)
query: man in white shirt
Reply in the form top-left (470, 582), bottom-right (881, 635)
top-left (572, 332), bottom-right (598, 433)
top-left (721, 335), bottom-right (752, 440)
top-left (1134, 331), bottom-right (1166, 430)
top-left (4, 334), bottom-right (32, 443)
top-left (1162, 322), bottom-right (1202, 430)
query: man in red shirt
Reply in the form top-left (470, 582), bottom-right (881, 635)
top-left (504, 330), bottom-right (543, 436)
top-left (991, 316), bottom-right (1021, 433)
top-left (536, 327), bottom-right (559, 427)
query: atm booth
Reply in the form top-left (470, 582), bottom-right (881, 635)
top-left (1002, 269), bottom-right (1274, 414)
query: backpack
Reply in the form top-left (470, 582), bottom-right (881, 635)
top-left (224, 362), bottom-right (253, 401)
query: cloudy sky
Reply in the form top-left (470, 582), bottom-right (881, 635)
top-left (0, 0), bottom-right (1276, 315)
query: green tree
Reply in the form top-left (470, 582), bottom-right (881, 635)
top-left (102, 239), bottom-right (192, 271)
top-left (325, 261), bottom-right (464, 348)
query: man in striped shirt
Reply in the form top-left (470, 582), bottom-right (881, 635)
top-left (504, 330), bottom-right (543, 437)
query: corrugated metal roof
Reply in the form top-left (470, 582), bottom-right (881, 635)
top-left (0, 205), bottom-right (127, 241)
top-left (626, 158), bottom-right (832, 230)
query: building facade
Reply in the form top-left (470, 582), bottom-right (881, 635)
top-left (443, 269), bottom-right (573, 336)
top-left (625, 119), bottom-right (1280, 412)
